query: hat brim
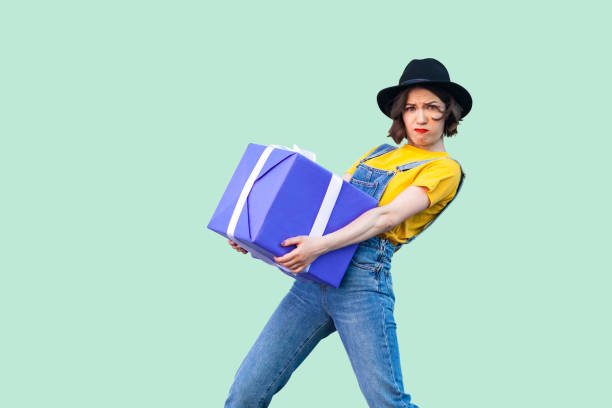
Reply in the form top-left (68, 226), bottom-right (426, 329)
top-left (377, 79), bottom-right (472, 119)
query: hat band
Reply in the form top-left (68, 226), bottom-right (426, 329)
top-left (398, 78), bottom-right (432, 85)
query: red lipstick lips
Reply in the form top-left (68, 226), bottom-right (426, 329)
top-left (414, 128), bottom-right (428, 133)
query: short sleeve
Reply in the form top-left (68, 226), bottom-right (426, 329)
top-left (411, 159), bottom-right (462, 208)
top-left (345, 145), bottom-right (379, 175)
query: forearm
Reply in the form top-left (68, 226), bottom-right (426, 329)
top-left (311, 184), bottom-right (429, 257)
top-left (314, 206), bottom-right (393, 257)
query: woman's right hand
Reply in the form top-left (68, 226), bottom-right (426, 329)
top-left (228, 239), bottom-right (248, 254)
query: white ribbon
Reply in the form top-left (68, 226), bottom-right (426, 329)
top-left (226, 143), bottom-right (338, 275)
top-left (226, 145), bottom-right (275, 242)
top-left (302, 173), bottom-right (342, 273)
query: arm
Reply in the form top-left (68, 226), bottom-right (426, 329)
top-left (274, 184), bottom-right (430, 273)
top-left (317, 185), bottom-right (429, 254)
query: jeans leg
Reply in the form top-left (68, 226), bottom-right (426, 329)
top-left (225, 280), bottom-right (336, 408)
top-left (326, 263), bottom-right (419, 408)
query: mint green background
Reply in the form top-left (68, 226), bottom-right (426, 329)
top-left (1, 1), bottom-right (610, 407)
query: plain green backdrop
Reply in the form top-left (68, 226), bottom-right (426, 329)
top-left (1, 1), bottom-right (610, 407)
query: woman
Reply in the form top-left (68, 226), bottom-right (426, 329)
top-left (225, 58), bottom-right (472, 408)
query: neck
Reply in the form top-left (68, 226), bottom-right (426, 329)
top-left (406, 139), bottom-right (446, 153)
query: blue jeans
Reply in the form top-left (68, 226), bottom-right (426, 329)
top-left (224, 236), bottom-right (419, 408)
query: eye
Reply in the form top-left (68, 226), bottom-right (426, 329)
top-left (405, 106), bottom-right (415, 111)
top-left (428, 105), bottom-right (439, 110)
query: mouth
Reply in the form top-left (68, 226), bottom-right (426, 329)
top-left (414, 128), bottom-right (428, 133)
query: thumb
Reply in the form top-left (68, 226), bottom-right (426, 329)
top-left (281, 236), bottom-right (303, 247)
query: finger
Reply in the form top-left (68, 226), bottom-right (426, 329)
top-left (274, 252), bottom-right (297, 263)
top-left (284, 259), bottom-right (303, 269)
top-left (290, 265), bottom-right (304, 274)
top-left (231, 243), bottom-right (246, 251)
top-left (280, 236), bottom-right (303, 247)
top-left (285, 264), bottom-right (299, 274)
top-left (276, 258), bottom-right (291, 268)
top-left (282, 261), bottom-right (299, 270)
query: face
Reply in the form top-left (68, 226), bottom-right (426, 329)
top-left (402, 87), bottom-right (447, 151)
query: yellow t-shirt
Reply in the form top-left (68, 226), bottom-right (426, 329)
top-left (346, 143), bottom-right (462, 244)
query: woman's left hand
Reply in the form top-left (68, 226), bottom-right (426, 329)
top-left (274, 236), bottom-right (324, 274)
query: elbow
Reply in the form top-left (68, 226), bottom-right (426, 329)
top-left (375, 207), bottom-right (397, 233)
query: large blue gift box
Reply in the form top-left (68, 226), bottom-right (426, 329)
top-left (207, 143), bottom-right (377, 288)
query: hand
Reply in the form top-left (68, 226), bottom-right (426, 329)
top-left (228, 239), bottom-right (248, 254)
top-left (274, 236), bottom-right (323, 274)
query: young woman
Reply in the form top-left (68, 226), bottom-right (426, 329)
top-left (225, 58), bottom-right (472, 408)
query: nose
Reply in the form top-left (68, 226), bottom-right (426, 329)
top-left (416, 108), bottom-right (427, 124)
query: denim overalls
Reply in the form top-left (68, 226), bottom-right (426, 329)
top-left (225, 144), bottom-right (464, 408)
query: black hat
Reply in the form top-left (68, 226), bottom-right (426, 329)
top-left (376, 58), bottom-right (472, 119)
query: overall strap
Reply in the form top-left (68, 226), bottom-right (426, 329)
top-left (359, 144), bottom-right (398, 164)
top-left (396, 156), bottom-right (457, 171)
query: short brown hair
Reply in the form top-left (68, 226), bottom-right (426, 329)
top-left (387, 83), bottom-right (464, 144)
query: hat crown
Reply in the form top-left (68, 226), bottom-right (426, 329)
top-left (399, 58), bottom-right (450, 84)
top-left (376, 57), bottom-right (472, 120)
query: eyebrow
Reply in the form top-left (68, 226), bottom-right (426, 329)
top-left (405, 101), bottom-right (440, 105)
